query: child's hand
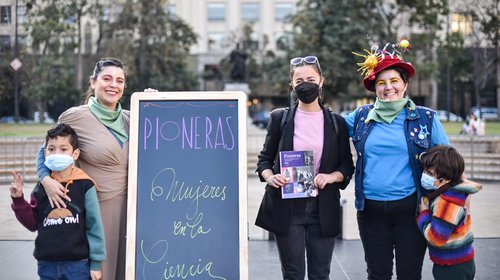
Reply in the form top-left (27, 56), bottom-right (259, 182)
top-left (418, 196), bottom-right (429, 212)
top-left (464, 195), bottom-right (471, 215)
top-left (91, 270), bottom-right (102, 280)
top-left (10, 171), bottom-right (23, 198)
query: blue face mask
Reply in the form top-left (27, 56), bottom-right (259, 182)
top-left (421, 172), bottom-right (439, 190)
top-left (44, 154), bottom-right (74, 171)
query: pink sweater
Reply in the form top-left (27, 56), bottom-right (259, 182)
top-left (293, 108), bottom-right (324, 175)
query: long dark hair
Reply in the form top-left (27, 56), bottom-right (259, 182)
top-left (84, 58), bottom-right (127, 104)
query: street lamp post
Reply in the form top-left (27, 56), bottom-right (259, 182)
top-left (13, 0), bottom-right (20, 123)
top-left (445, 2), bottom-right (451, 122)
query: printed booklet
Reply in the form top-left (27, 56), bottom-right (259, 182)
top-left (279, 150), bottom-right (317, 199)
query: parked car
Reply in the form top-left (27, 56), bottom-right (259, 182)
top-left (252, 110), bottom-right (271, 129)
top-left (436, 110), bottom-right (463, 122)
top-left (0, 116), bottom-right (28, 123)
top-left (340, 110), bottom-right (352, 116)
top-left (33, 111), bottom-right (55, 124)
top-left (470, 107), bottom-right (498, 120)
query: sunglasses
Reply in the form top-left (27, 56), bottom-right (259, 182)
top-left (290, 56), bottom-right (322, 73)
top-left (290, 56), bottom-right (318, 66)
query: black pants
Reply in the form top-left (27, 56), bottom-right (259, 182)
top-left (274, 198), bottom-right (335, 280)
top-left (433, 259), bottom-right (475, 280)
top-left (357, 193), bottom-right (426, 280)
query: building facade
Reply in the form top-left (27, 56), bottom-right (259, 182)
top-left (1, 0), bottom-right (497, 117)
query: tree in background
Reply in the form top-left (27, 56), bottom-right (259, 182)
top-left (21, 0), bottom-right (95, 122)
top-left (263, 0), bottom-right (389, 108)
top-left (262, 0), bottom-right (449, 110)
top-left (459, 0), bottom-right (499, 111)
top-left (261, 0), bottom-right (400, 107)
top-left (0, 57), bottom-right (14, 116)
top-left (1, 0), bottom-right (198, 118)
top-left (437, 32), bottom-right (474, 117)
top-left (96, 0), bottom-right (198, 107)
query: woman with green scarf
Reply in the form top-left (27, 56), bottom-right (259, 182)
top-left (344, 41), bottom-right (449, 280)
top-left (37, 58), bottom-right (129, 280)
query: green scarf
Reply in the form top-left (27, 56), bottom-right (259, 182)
top-left (88, 96), bottom-right (128, 143)
top-left (365, 97), bottom-right (415, 124)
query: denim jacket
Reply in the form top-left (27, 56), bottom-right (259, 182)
top-left (351, 104), bottom-right (436, 211)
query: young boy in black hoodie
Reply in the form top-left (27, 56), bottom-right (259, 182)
top-left (10, 123), bottom-right (105, 280)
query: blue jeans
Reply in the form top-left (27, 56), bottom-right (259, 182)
top-left (37, 259), bottom-right (90, 280)
top-left (357, 192), bottom-right (426, 280)
top-left (274, 198), bottom-right (336, 280)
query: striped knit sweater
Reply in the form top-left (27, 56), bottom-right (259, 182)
top-left (417, 179), bottom-right (482, 266)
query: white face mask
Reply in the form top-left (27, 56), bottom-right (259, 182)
top-left (421, 172), bottom-right (447, 191)
top-left (421, 173), bottom-right (438, 190)
top-left (44, 154), bottom-right (74, 171)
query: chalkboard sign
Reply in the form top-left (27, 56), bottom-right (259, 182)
top-left (126, 92), bottom-right (248, 280)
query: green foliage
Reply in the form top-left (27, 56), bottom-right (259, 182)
top-left (460, 0), bottom-right (499, 108)
top-left (283, 0), bottom-right (388, 102)
top-left (25, 56), bottom-right (79, 105)
top-left (27, 0), bottom-right (95, 54)
top-left (0, 57), bottom-right (14, 107)
top-left (397, 0), bottom-right (448, 28)
top-left (261, 53), bottom-right (290, 98)
top-left (19, 0), bottom-right (96, 119)
top-left (97, 0), bottom-right (199, 105)
top-left (459, 0), bottom-right (498, 46)
top-left (262, 0), bottom-right (450, 105)
top-left (1, 0), bottom-right (199, 116)
top-left (438, 32), bottom-right (473, 85)
top-left (398, 0), bottom-right (448, 79)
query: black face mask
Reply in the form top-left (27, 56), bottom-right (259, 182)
top-left (294, 82), bottom-right (320, 104)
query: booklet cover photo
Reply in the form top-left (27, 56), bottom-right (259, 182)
top-left (279, 150), bottom-right (317, 199)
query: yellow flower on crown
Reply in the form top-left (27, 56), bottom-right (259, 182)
top-left (399, 39), bottom-right (410, 49)
top-left (352, 47), bottom-right (382, 77)
top-left (398, 38), bottom-right (411, 52)
top-left (353, 38), bottom-right (415, 92)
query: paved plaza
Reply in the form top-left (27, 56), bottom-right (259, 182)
top-left (1, 176), bottom-right (499, 279)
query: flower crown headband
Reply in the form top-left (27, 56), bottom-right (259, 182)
top-left (352, 39), bottom-right (411, 77)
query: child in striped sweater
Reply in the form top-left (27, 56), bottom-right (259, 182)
top-left (417, 145), bottom-right (482, 280)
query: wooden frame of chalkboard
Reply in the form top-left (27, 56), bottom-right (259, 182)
top-left (126, 91), bottom-right (248, 280)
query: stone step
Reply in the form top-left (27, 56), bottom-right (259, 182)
top-left (464, 173), bottom-right (500, 181)
top-left (0, 170), bottom-right (38, 184)
top-left (2, 135), bottom-right (500, 184)
top-left (464, 160), bottom-right (500, 167)
top-left (460, 152), bottom-right (500, 159)
top-left (0, 159), bottom-right (37, 167)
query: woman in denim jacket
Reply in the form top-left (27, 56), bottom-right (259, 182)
top-left (344, 40), bottom-right (449, 280)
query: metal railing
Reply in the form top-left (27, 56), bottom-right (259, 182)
top-left (448, 135), bottom-right (500, 181)
top-left (1, 133), bottom-right (499, 184)
top-left (0, 138), bottom-right (44, 184)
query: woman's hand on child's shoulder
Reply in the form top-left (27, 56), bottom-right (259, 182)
top-left (41, 176), bottom-right (70, 209)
